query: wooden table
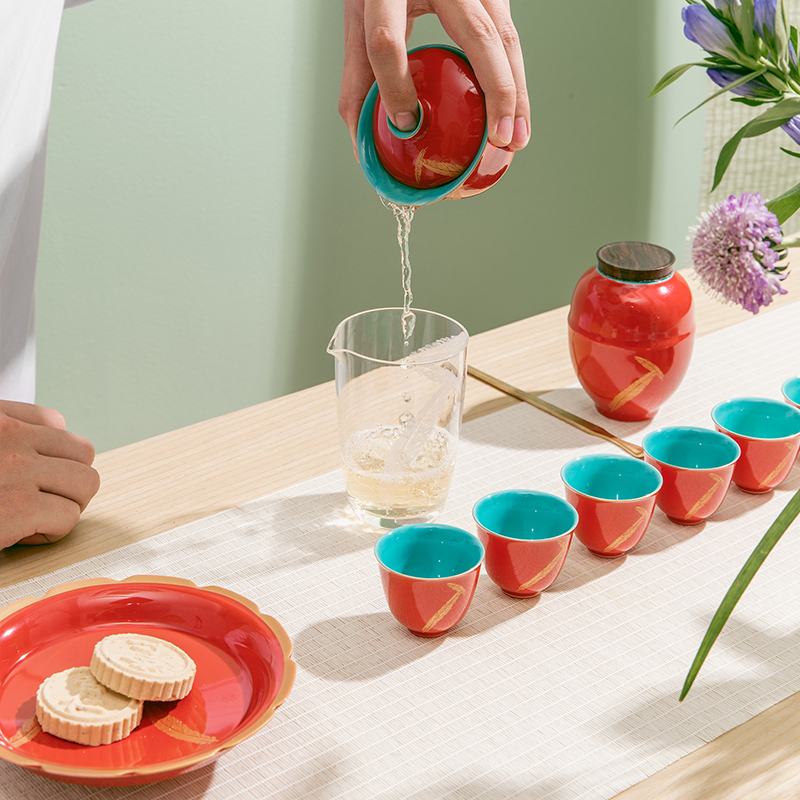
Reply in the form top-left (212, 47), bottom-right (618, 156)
top-left (2, 264), bottom-right (799, 799)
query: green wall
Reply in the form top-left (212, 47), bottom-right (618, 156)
top-left (37, 1), bottom-right (706, 453)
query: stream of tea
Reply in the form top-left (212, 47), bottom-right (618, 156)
top-left (381, 197), bottom-right (416, 343)
top-left (340, 198), bottom-right (461, 524)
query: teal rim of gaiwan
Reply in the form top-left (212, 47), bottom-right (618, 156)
top-left (356, 44), bottom-right (489, 207)
top-left (712, 397), bottom-right (800, 440)
top-left (472, 490), bottom-right (578, 541)
top-left (560, 454), bottom-right (663, 501)
top-left (374, 524), bottom-right (484, 580)
top-left (642, 426), bottom-right (740, 470)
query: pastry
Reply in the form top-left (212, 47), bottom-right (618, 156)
top-left (35, 666), bottom-right (143, 746)
top-left (91, 633), bottom-right (196, 701)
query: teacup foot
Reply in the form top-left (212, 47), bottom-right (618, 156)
top-left (502, 589), bottom-right (540, 599)
top-left (736, 485), bottom-right (773, 495)
top-left (588, 549), bottom-right (627, 559)
top-left (666, 516), bottom-right (705, 526)
top-left (409, 628), bottom-right (450, 638)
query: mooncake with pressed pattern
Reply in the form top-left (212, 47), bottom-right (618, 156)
top-left (35, 666), bottom-right (143, 746)
top-left (90, 633), bottom-right (196, 701)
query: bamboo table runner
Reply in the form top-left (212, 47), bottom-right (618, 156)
top-left (1, 303), bottom-right (799, 800)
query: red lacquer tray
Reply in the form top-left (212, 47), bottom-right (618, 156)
top-left (0, 575), bottom-right (296, 786)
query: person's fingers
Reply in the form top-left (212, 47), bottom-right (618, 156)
top-left (478, 0), bottom-right (529, 149)
top-left (363, 0), bottom-right (419, 131)
top-left (36, 456), bottom-right (101, 512)
top-left (30, 423), bottom-right (96, 467)
top-left (18, 493), bottom-right (82, 545)
top-left (0, 399), bottom-right (66, 430)
top-left (16, 532), bottom-right (69, 546)
top-left (431, 0), bottom-right (522, 148)
top-left (340, 0), bottom-right (376, 151)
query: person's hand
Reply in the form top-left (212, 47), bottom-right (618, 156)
top-left (0, 400), bottom-right (100, 548)
top-left (340, 0), bottom-right (530, 156)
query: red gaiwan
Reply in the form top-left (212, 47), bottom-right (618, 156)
top-left (568, 242), bottom-right (695, 421)
top-left (357, 45), bottom-right (514, 205)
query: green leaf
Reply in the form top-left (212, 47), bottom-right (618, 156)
top-left (675, 66), bottom-right (768, 125)
top-left (780, 146), bottom-right (800, 158)
top-left (775, 0), bottom-right (791, 69)
top-left (649, 64), bottom-right (702, 98)
top-left (767, 180), bottom-right (800, 223)
top-left (739, 0), bottom-right (757, 58)
top-left (731, 96), bottom-right (771, 106)
top-left (681, 487), bottom-right (800, 701)
top-left (712, 97), bottom-right (800, 189)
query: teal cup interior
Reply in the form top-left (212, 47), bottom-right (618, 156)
top-left (782, 377), bottom-right (800, 408)
top-left (472, 490), bottom-right (578, 540)
top-left (375, 524), bottom-right (484, 579)
top-left (712, 397), bottom-right (800, 440)
top-left (642, 426), bottom-right (740, 469)
top-left (560, 454), bottom-right (662, 500)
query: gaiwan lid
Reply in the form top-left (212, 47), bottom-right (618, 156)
top-left (596, 242), bottom-right (676, 283)
top-left (357, 45), bottom-right (491, 206)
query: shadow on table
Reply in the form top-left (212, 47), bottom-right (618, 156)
top-left (229, 490), bottom-right (380, 573)
top-left (293, 611), bottom-right (446, 681)
top-left (627, 516), bottom-right (707, 558)
top-left (281, 738), bottom-right (572, 800)
top-left (461, 387), bottom-right (652, 452)
top-left (604, 615), bottom-right (800, 797)
top-left (293, 590), bottom-right (541, 682)
top-left (546, 546), bottom-right (626, 593)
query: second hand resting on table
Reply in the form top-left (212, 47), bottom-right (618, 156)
top-left (0, 400), bottom-right (100, 549)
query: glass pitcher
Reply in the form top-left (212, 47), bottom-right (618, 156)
top-left (328, 308), bottom-right (469, 529)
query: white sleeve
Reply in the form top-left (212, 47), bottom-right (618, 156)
top-left (0, 1), bottom-right (66, 402)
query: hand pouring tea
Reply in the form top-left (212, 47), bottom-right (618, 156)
top-left (356, 45), bottom-right (514, 206)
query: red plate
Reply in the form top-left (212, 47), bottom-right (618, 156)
top-left (0, 575), bottom-right (296, 786)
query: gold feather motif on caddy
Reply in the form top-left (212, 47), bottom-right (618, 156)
top-left (603, 507), bottom-right (649, 553)
top-left (414, 147), bottom-right (467, 184)
top-left (683, 473), bottom-right (724, 520)
top-left (517, 539), bottom-right (569, 592)
top-left (609, 357), bottom-right (664, 412)
top-left (422, 583), bottom-right (466, 633)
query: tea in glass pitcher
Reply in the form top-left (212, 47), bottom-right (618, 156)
top-left (328, 308), bottom-right (468, 529)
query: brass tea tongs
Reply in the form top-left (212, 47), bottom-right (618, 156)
top-left (467, 366), bottom-right (645, 460)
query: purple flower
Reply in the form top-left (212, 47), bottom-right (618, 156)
top-left (782, 115), bottom-right (800, 145)
top-left (682, 4), bottom-right (739, 57)
top-left (754, 0), bottom-right (776, 36)
top-left (691, 193), bottom-right (787, 314)
top-left (753, 0), bottom-right (798, 62)
top-left (707, 67), bottom-right (780, 98)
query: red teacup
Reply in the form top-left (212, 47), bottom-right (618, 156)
top-left (642, 426), bottom-right (740, 524)
top-left (712, 398), bottom-right (800, 494)
top-left (472, 490), bottom-right (577, 598)
top-left (560, 454), bottom-right (662, 558)
top-left (374, 524), bottom-right (484, 637)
